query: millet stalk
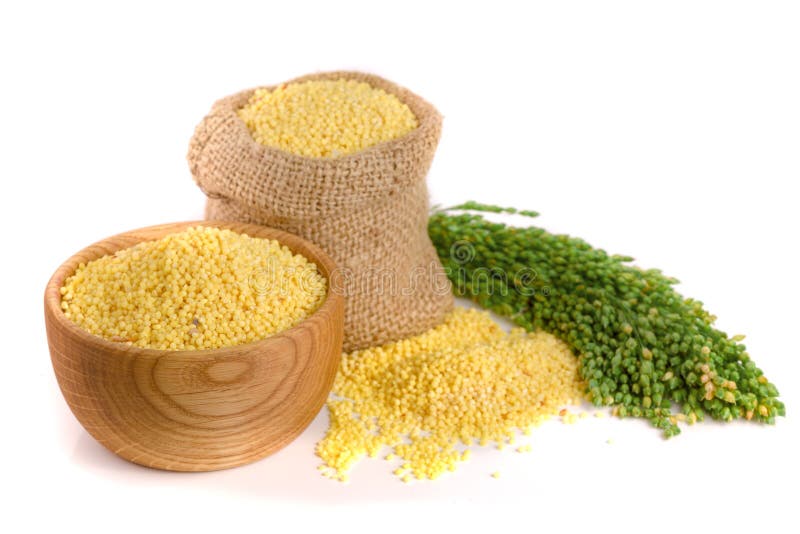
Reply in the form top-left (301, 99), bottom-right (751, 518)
top-left (428, 202), bottom-right (784, 437)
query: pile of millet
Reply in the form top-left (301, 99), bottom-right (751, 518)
top-left (316, 308), bottom-right (585, 482)
top-left (237, 79), bottom-right (418, 157)
top-left (60, 226), bottom-right (327, 350)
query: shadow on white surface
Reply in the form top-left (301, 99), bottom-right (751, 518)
top-left (71, 433), bottom-right (138, 474)
top-left (61, 391), bottom-right (797, 512)
top-left (63, 404), bottom-right (549, 503)
top-left (65, 407), bottom-right (425, 502)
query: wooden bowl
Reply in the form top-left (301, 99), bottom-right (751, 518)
top-left (44, 221), bottom-right (344, 472)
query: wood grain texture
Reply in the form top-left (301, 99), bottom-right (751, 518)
top-left (44, 221), bottom-right (344, 472)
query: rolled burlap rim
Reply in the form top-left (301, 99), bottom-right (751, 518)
top-left (188, 71), bottom-right (444, 219)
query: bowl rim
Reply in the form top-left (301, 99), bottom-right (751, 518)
top-left (44, 220), bottom-right (343, 358)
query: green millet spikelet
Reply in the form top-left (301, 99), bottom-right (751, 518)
top-left (428, 202), bottom-right (785, 437)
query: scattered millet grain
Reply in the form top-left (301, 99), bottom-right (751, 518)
top-left (60, 226), bottom-right (327, 350)
top-left (237, 79), bottom-right (418, 158)
top-left (315, 308), bottom-right (585, 482)
top-left (562, 412), bottom-right (579, 425)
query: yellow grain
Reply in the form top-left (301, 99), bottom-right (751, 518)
top-left (60, 226), bottom-right (326, 350)
top-left (238, 79), bottom-right (418, 158)
top-left (315, 308), bottom-right (585, 482)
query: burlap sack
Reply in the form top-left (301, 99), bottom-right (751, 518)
top-left (187, 71), bottom-right (453, 352)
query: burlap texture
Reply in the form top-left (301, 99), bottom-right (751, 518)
top-left (188, 71), bottom-right (453, 351)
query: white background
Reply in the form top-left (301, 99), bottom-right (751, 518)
top-left (2, 1), bottom-right (798, 532)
